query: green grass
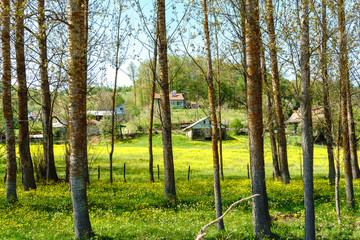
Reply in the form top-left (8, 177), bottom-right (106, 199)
top-left (1, 134), bottom-right (360, 239)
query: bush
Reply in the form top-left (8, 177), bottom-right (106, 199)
top-left (230, 118), bottom-right (244, 131)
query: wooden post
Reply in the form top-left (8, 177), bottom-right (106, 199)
top-left (124, 163), bottom-right (126, 183)
top-left (157, 164), bottom-right (160, 181)
top-left (247, 164), bottom-right (250, 179)
top-left (98, 165), bottom-right (100, 180)
top-left (188, 166), bottom-right (190, 181)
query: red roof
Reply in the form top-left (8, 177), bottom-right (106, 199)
top-left (154, 92), bottom-right (185, 101)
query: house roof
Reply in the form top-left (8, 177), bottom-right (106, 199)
top-left (285, 106), bottom-right (325, 124)
top-left (183, 116), bottom-right (225, 131)
top-left (154, 92), bottom-right (185, 101)
top-left (87, 110), bottom-right (112, 116)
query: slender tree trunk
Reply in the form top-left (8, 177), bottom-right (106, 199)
top-left (241, 1), bottom-right (247, 103)
top-left (149, 20), bottom-right (158, 183)
top-left (2, 0), bottom-right (18, 203)
top-left (335, 106), bottom-right (342, 225)
top-left (338, 0), bottom-right (354, 208)
top-left (110, 3), bottom-right (123, 184)
top-left (320, 0), bottom-right (335, 186)
top-left (261, 41), bottom-right (280, 180)
top-left (83, 0), bottom-right (90, 185)
top-left (347, 87), bottom-right (360, 179)
top-left (38, 0), bottom-right (58, 182)
top-left (67, 0), bottom-right (94, 238)
top-left (203, 0), bottom-right (224, 231)
top-left (300, 1), bottom-right (315, 238)
top-left (265, 0), bottom-right (290, 184)
top-left (245, 0), bottom-right (271, 237)
top-left (157, 0), bottom-right (176, 201)
top-left (16, 0), bottom-right (36, 191)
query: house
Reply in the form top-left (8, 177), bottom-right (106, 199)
top-left (285, 106), bottom-right (325, 136)
top-left (155, 91), bottom-right (186, 109)
top-left (183, 117), bottom-right (226, 140)
top-left (286, 106), bottom-right (325, 125)
top-left (87, 104), bottom-right (126, 121)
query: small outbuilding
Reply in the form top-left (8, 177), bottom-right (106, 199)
top-left (183, 117), bottom-right (226, 141)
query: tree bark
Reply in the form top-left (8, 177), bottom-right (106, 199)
top-left (319, 0), bottom-right (335, 186)
top-left (347, 84), bottom-right (360, 179)
top-left (16, 0), bottom-right (37, 191)
top-left (245, 0), bottom-right (272, 237)
top-left (38, 0), bottom-right (58, 182)
top-left (300, 0), bottom-right (315, 238)
top-left (261, 41), bottom-right (280, 180)
top-left (203, 0), bottom-right (224, 231)
top-left (67, 0), bottom-right (94, 238)
top-left (2, 0), bottom-right (18, 203)
top-left (157, 0), bottom-right (176, 201)
top-left (338, 0), bottom-right (354, 208)
top-left (265, 0), bottom-right (290, 184)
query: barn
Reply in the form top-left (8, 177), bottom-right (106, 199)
top-left (183, 117), bottom-right (226, 140)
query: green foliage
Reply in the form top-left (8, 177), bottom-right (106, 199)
top-left (229, 117), bottom-right (244, 130)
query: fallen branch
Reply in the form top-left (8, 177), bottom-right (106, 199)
top-left (195, 194), bottom-right (260, 240)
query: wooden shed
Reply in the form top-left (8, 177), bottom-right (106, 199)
top-left (183, 117), bottom-right (226, 140)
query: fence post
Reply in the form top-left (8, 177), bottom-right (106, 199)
top-left (188, 166), bottom-right (190, 181)
top-left (247, 164), bottom-right (250, 179)
top-left (98, 166), bottom-right (100, 180)
top-left (124, 163), bottom-right (126, 183)
top-left (157, 164), bottom-right (160, 181)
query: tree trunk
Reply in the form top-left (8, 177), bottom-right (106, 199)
top-left (203, 0), bottom-right (224, 231)
top-left (2, 0), bottom-right (18, 203)
top-left (245, 0), bottom-right (272, 237)
top-left (261, 41), bottom-right (280, 180)
top-left (110, 3), bottom-right (122, 184)
top-left (67, 0), bottom-right (94, 238)
top-left (157, 0), bottom-right (176, 201)
top-left (149, 20), bottom-right (158, 183)
top-left (347, 87), bottom-right (360, 179)
top-left (16, 0), bottom-right (36, 191)
top-left (38, 0), bottom-right (58, 182)
top-left (320, 0), bottom-right (335, 186)
top-left (300, 1), bottom-right (315, 238)
top-left (214, 13), bottom-right (224, 182)
top-left (265, 0), bottom-right (290, 184)
top-left (338, 0), bottom-right (354, 208)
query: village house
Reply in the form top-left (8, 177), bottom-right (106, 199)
top-left (154, 90), bottom-right (186, 109)
top-left (183, 117), bottom-right (226, 141)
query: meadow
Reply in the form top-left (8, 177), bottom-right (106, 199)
top-left (1, 133), bottom-right (360, 239)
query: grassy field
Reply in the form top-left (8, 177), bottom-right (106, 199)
top-left (0, 133), bottom-right (360, 239)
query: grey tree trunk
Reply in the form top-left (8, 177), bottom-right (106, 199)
top-left (245, 0), bottom-right (272, 237)
top-left (149, 21), bottom-right (158, 183)
top-left (320, 0), bottom-right (335, 186)
top-left (261, 41), bottom-right (280, 180)
top-left (38, 0), bottom-right (58, 182)
top-left (338, 0), bottom-right (354, 208)
top-left (157, 0), bottom-right (176, 201)
top-left (67, 0), bottom-right (94, 238)
top-left (347, 87), bottom-right (360, 179)
top-left (300, 0), bottom-right (315, 238)
top-left (265, 0), bottom-right (290, 184)
top-left (110, 2), bottom-right (122, 184)
top-left (203, 0), bottom-right (224, 231)
top-left (16, 0), bottom-right (36, 191)
top-left (2, 0), bottom-right (18, 203)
